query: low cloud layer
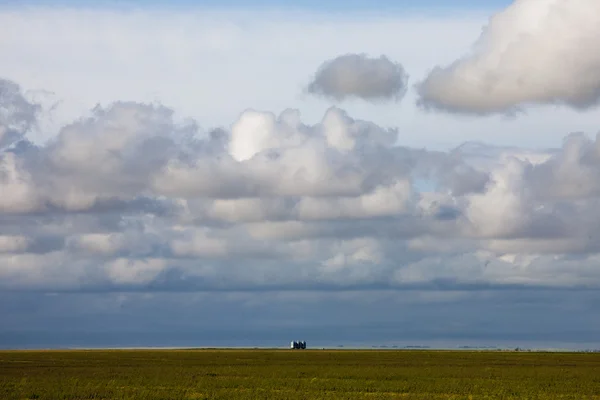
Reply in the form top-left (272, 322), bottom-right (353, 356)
top-left (307, 54), bottom-right (409, 102)
top-left (417, 0), bottom-right (600, 114)
top-left (2, 77), bottom-right (600, 293)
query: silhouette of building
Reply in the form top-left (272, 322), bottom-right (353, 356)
top-left (290, 341), bottom-right (306, 349)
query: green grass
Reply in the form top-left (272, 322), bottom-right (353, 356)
top-left (1, 349), bottom-right (599, 399)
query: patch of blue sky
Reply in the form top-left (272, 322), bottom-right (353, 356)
top-left (413, 178), bottom-right (438, 192)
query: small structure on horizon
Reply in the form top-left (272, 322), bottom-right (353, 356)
top-left (290, 341), bottom-right (307, 349)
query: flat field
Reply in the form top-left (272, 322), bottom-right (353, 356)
top-left (1, 349), bottom-right (599, 399)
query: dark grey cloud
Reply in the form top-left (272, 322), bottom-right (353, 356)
top-left (1, 290), bottom-right (599, 349)
top-left (307, 54), bottom-right (408, 102)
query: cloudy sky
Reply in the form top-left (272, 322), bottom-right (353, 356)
top-left (2, 0), bottom-right (600, 349)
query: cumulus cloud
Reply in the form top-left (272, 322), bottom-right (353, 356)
top-left (417, 0), bottom-right (600, 114)
top-left (3, 76), bottom-right (600, 293)
top-left (307, 54), bottom-right (409, 102)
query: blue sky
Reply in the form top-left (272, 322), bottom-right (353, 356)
top-left (1, 0), bottom-right (600, 350)
top-left (0, 0), bottom-right (512, 11)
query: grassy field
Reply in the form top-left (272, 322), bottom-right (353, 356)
top-left (1, 349), bottom-right (599, 399)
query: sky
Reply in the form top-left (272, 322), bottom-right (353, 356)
top-left (0, 0), bottom-right (512, 11)
top-left (1, 0), bottom-right (600, 350)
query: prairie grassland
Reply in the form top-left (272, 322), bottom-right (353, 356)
top-left (1, 349), bottom-right (599, 399)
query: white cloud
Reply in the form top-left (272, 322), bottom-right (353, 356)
top-left (0, 235), bottom-right (30, 253)
top-left (417, 0), bottom-right (600, 114)
top-left (0, 152), bottom-right (41, 213)
top-left (295, 180), bottom-right (412, 220)
top-left (68, 233), bottom-right (127, 256)
top-left (154, 106), bottom-right (400, 199)
top-left (105, 257), bottom-right (168, 285)
top-left (464, 158), bottom-right (531, 238)
top-left (169, 229), bottom-right (229, 258)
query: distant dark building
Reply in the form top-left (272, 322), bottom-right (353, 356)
top-left (290, 341), bottom-right (306, 349)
